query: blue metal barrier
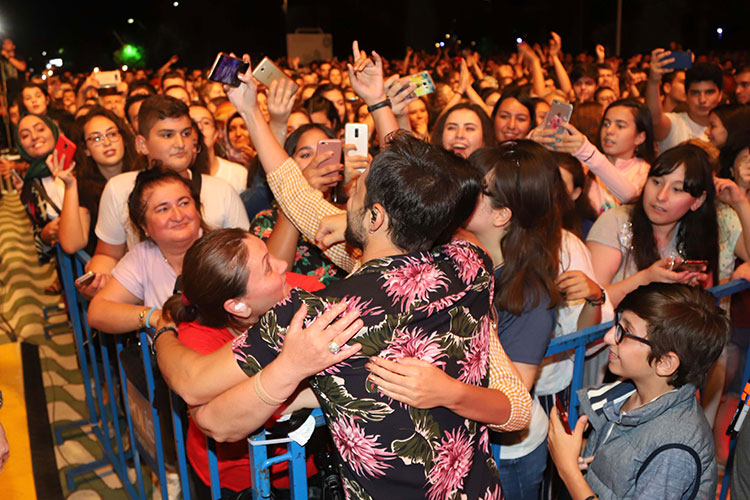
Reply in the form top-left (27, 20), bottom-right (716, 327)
top-left (55, 241), bottom-right (750, 499)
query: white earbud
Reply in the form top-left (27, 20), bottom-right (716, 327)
top-left (233, 302), bottom-right (247, 312)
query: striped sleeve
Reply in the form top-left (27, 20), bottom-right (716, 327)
top-left (266, 157), bottom-right (360, 273)
top-left (486, 327), bottom-right (533, 432)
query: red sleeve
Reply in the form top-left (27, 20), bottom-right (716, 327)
top-left (285, 272), bottom-right (325, 292)
top-left (178, 322), bottom-right (234, 355)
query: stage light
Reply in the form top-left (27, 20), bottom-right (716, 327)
top-left (435, 43), bottom-right (440, 48)
top-left (173, 1), bottom-right (179, 6)
top-left (127, 18), bottom-right (134, 24)
top-left (93, 67), bottom-right (100, 73)
top-left (122, 65), bottom-right (128, 71)
top-left (440, 41), bottom-right (445, 47)
top-left (717, 28), bottom-right (723, 34)
top-left (445, 34), bottom-right (450, 39)
top-left (41, 51), bottom-right (47, 56)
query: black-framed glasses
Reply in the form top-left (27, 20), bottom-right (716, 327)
top-left (614, 312), bottom-right (652, 347)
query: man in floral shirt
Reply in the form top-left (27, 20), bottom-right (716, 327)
top-left (192, 134), bottom-right (503, 499)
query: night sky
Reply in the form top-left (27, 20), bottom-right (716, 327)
top-left (2, 0), bottom-right (749, 73)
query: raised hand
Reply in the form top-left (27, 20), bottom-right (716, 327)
top-left (529, 121), bottom-right (585, 154)
top-left (384, 75), bottom-right (417, 118)
top-left (595, 44), bottom-right (606, 63)
top-left (302, 150), bottom-right (343, 193)
top-left (224, 54), bottom-right (259, 115)
top-left (648, 48), bottom-right (675, 82)
top-left (549, 32), bottom-right (563, 59)
top-left (347, 40), bottom-right (387, 106)
top-left (46, 149), bottom-right (77, 187)
top-left (267, 79), bottom-right (297, 126)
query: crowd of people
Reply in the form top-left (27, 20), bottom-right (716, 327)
top-left (2, 31), bottom-right (750, 499)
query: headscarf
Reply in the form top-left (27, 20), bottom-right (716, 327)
top-left (222, 112), bottom-right (253, 166)
top-left (15, 113), bottom-right (60, 181)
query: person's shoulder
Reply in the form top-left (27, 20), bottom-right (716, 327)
top-left (216, 156), bottom-right (247, 174)
top-left (104, 170), bottom-right (138, 190)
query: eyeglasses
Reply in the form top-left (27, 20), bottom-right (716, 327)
top-left (85, 130), bottom-right (121, 146)
top-left (614, 312), bottom-right (652, 347)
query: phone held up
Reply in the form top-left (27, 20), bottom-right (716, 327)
top-left (208, 53), bottom-right (250, 87)
top-left (55, 135), bottom-right (77, 170)
top-left (555, 393), bottom-right (573, 435)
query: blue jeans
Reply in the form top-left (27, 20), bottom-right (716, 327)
top-left (493, 438), bottom-right (548, 500)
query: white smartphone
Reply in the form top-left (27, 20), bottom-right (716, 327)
top-left (96, 70), bottom-right (122, 88)
top-left (345, 123), bottom-right (368, 159)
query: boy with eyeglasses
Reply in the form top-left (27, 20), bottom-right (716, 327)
top-left (548, 282), bottom-right (730, 499)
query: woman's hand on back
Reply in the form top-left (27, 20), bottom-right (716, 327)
top-left (366, 356), bottom-right (456, 409)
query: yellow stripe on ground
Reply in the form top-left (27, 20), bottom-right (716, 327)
top-left (0, 342), bottom-right (37, 499)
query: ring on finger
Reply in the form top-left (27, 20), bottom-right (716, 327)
top-left (328, 341), bottom-right (340, 355)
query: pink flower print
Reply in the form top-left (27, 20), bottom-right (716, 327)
top-left (458, 317), bottom-right (490, 384)
top-left (416, 290), bottom-right (466, 316)
top-left (380, 256), bottom-right (449, 311)
top-left (340, 295), bottom-right (385, 317)
top-left (381, 327), bottom-right (447, 368)
top-left (444, 242), bottom-right (485, 285)
top-left (479, 425), bottom-right (489, 455)
top-left (427, 427), bottom-right (475, 500)
top-left (260, 228), bottom-right (273, 239)
top-left (479, 484), bottom-right (504, 500)
top-left (329, 415), bottom-right (397, 478)
top-left (232, 333), bottom-right (251, 363)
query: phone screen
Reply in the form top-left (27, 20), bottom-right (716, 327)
top-left (208, 54), bottom-right (250, 87)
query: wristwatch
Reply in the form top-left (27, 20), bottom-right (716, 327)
top-left (586, 287), bottom-right (606, 306)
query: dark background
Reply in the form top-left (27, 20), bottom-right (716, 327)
top-left (2, 0), bottom-right (749, 73)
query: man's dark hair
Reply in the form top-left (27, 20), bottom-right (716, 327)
top-left (685, 63), bottom-right (723, 93)
top-left (162, 70), bottom-right (185, 86)
top-left (364, 133), bottom-right (477, 253)
top-left (125, 94), bottom-right (149, 125)
top-left (570, 62), bottom-right (598, 84)
top-left (128, 79), bottom-right (157, 97)
top-left (137, 95), bottom-right (190, 137)
top-left (618, 283), bottom-right (730, 388)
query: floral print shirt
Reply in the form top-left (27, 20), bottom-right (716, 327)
top-left (250, 206), bottom-right (344, 286)
top-left (233, 239), bottom-right (503, 500)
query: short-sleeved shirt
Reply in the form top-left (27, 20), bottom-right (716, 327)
top-left (656, 112), bottom-right (708, 153)
top-left (587, 204), bottom-right (742, 284)
top-left (111, 240), bottom-right (177, 308)
top-left (232, 240), bottom-right (503, 499)
top-left (215, 157), bottom-right (248, 194)
top-left (95, 171), bottom-right (250, 250)
top-left (250, 206), bottom-right (344, 286)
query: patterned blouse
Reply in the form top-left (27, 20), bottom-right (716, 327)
top-left (250, 205), bottom-right (344, 286)
top-left (233, 239), bottom-right (505, 499)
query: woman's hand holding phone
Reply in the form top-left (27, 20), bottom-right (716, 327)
top-left (224, 53), bottom-right (259, 117)
top-left (46, 149), bottom-right (77, 188)
top-left (303, 151), bottom-right (343, 193)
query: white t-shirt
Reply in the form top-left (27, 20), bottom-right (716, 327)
top-left (499, 231), bottom-right (614, 460)
top-left (214, 157), bottom-right (248, 193)
top-left (40, 176), bottom-right (66, 218)
top-left (111, 240), bottom-right (176, 308)
top-left (657, 112), bottom-right (708, 153)
top-left (95, 170), bottom-right (250, 250)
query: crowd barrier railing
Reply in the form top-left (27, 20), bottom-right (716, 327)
top-left (54, 244), bottom-right (750, 499)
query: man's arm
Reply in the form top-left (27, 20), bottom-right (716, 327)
top-left (645, 48), bottom-right (675, 142)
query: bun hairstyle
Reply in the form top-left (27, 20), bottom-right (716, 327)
top-left (162, 228), bottom-right (251, 330)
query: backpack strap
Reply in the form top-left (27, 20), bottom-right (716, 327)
top-left (636, 444), bottom-right (701, 500)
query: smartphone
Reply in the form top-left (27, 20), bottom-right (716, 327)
top-left (9, 168), bottom-right (23, 185)
top-left (345, 123), bottom-right (368, 160)
top-left (542, 99), bottom-right (574, 129)
top-left (662, 51), bottom-right (693, 70)
top-left (208, 53), bottom-right (250, 87)
top-left (673, 260), bottom-right (708, 273)
top-left (54, 135), bottom-right (77, 170)
top-left (391, 72), bottom-right (436, 99)
top-left (252, 57), bottom-right (299, 94)
top-left (75, 271), bottom-right (96, 287)
top-left (96, 70), bottom-right (122, 88)
top-left (555, 394), bottom-right (573, 435)
top-left (316, 140), bottom-right (342, 170)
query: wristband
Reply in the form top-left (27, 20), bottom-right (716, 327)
top-left (367, 98), bottom-right (391, 113)
top-left (151, 326), bottom-right (177, 355)
top-left (145, 306), bottom-right (157, 329)
top-left (138, 307), bottom-right (149, 329)
top-left (583, 496), bottom-right (598, 500)
top-left (254, 370), bottom-right (286, 406)
top-left (586, 287), bottom-right (606, 306)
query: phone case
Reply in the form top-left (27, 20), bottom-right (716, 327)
top-left (208, 53), bottom-right (249, 87)
top-left (543, 100), bottom-right (574, 129)
top-left (345, 124), bottom-right (368, 158)
top-left (252, 57), bottom-right (299, 94)
top-left (663, 51), bottom-right (693, 70)
top-left (55, 135), bottom-right (77, 170)
top-left (409, 72), bottom-right (436, 97)
top-left (316, 140), bottom-right (342, 169)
